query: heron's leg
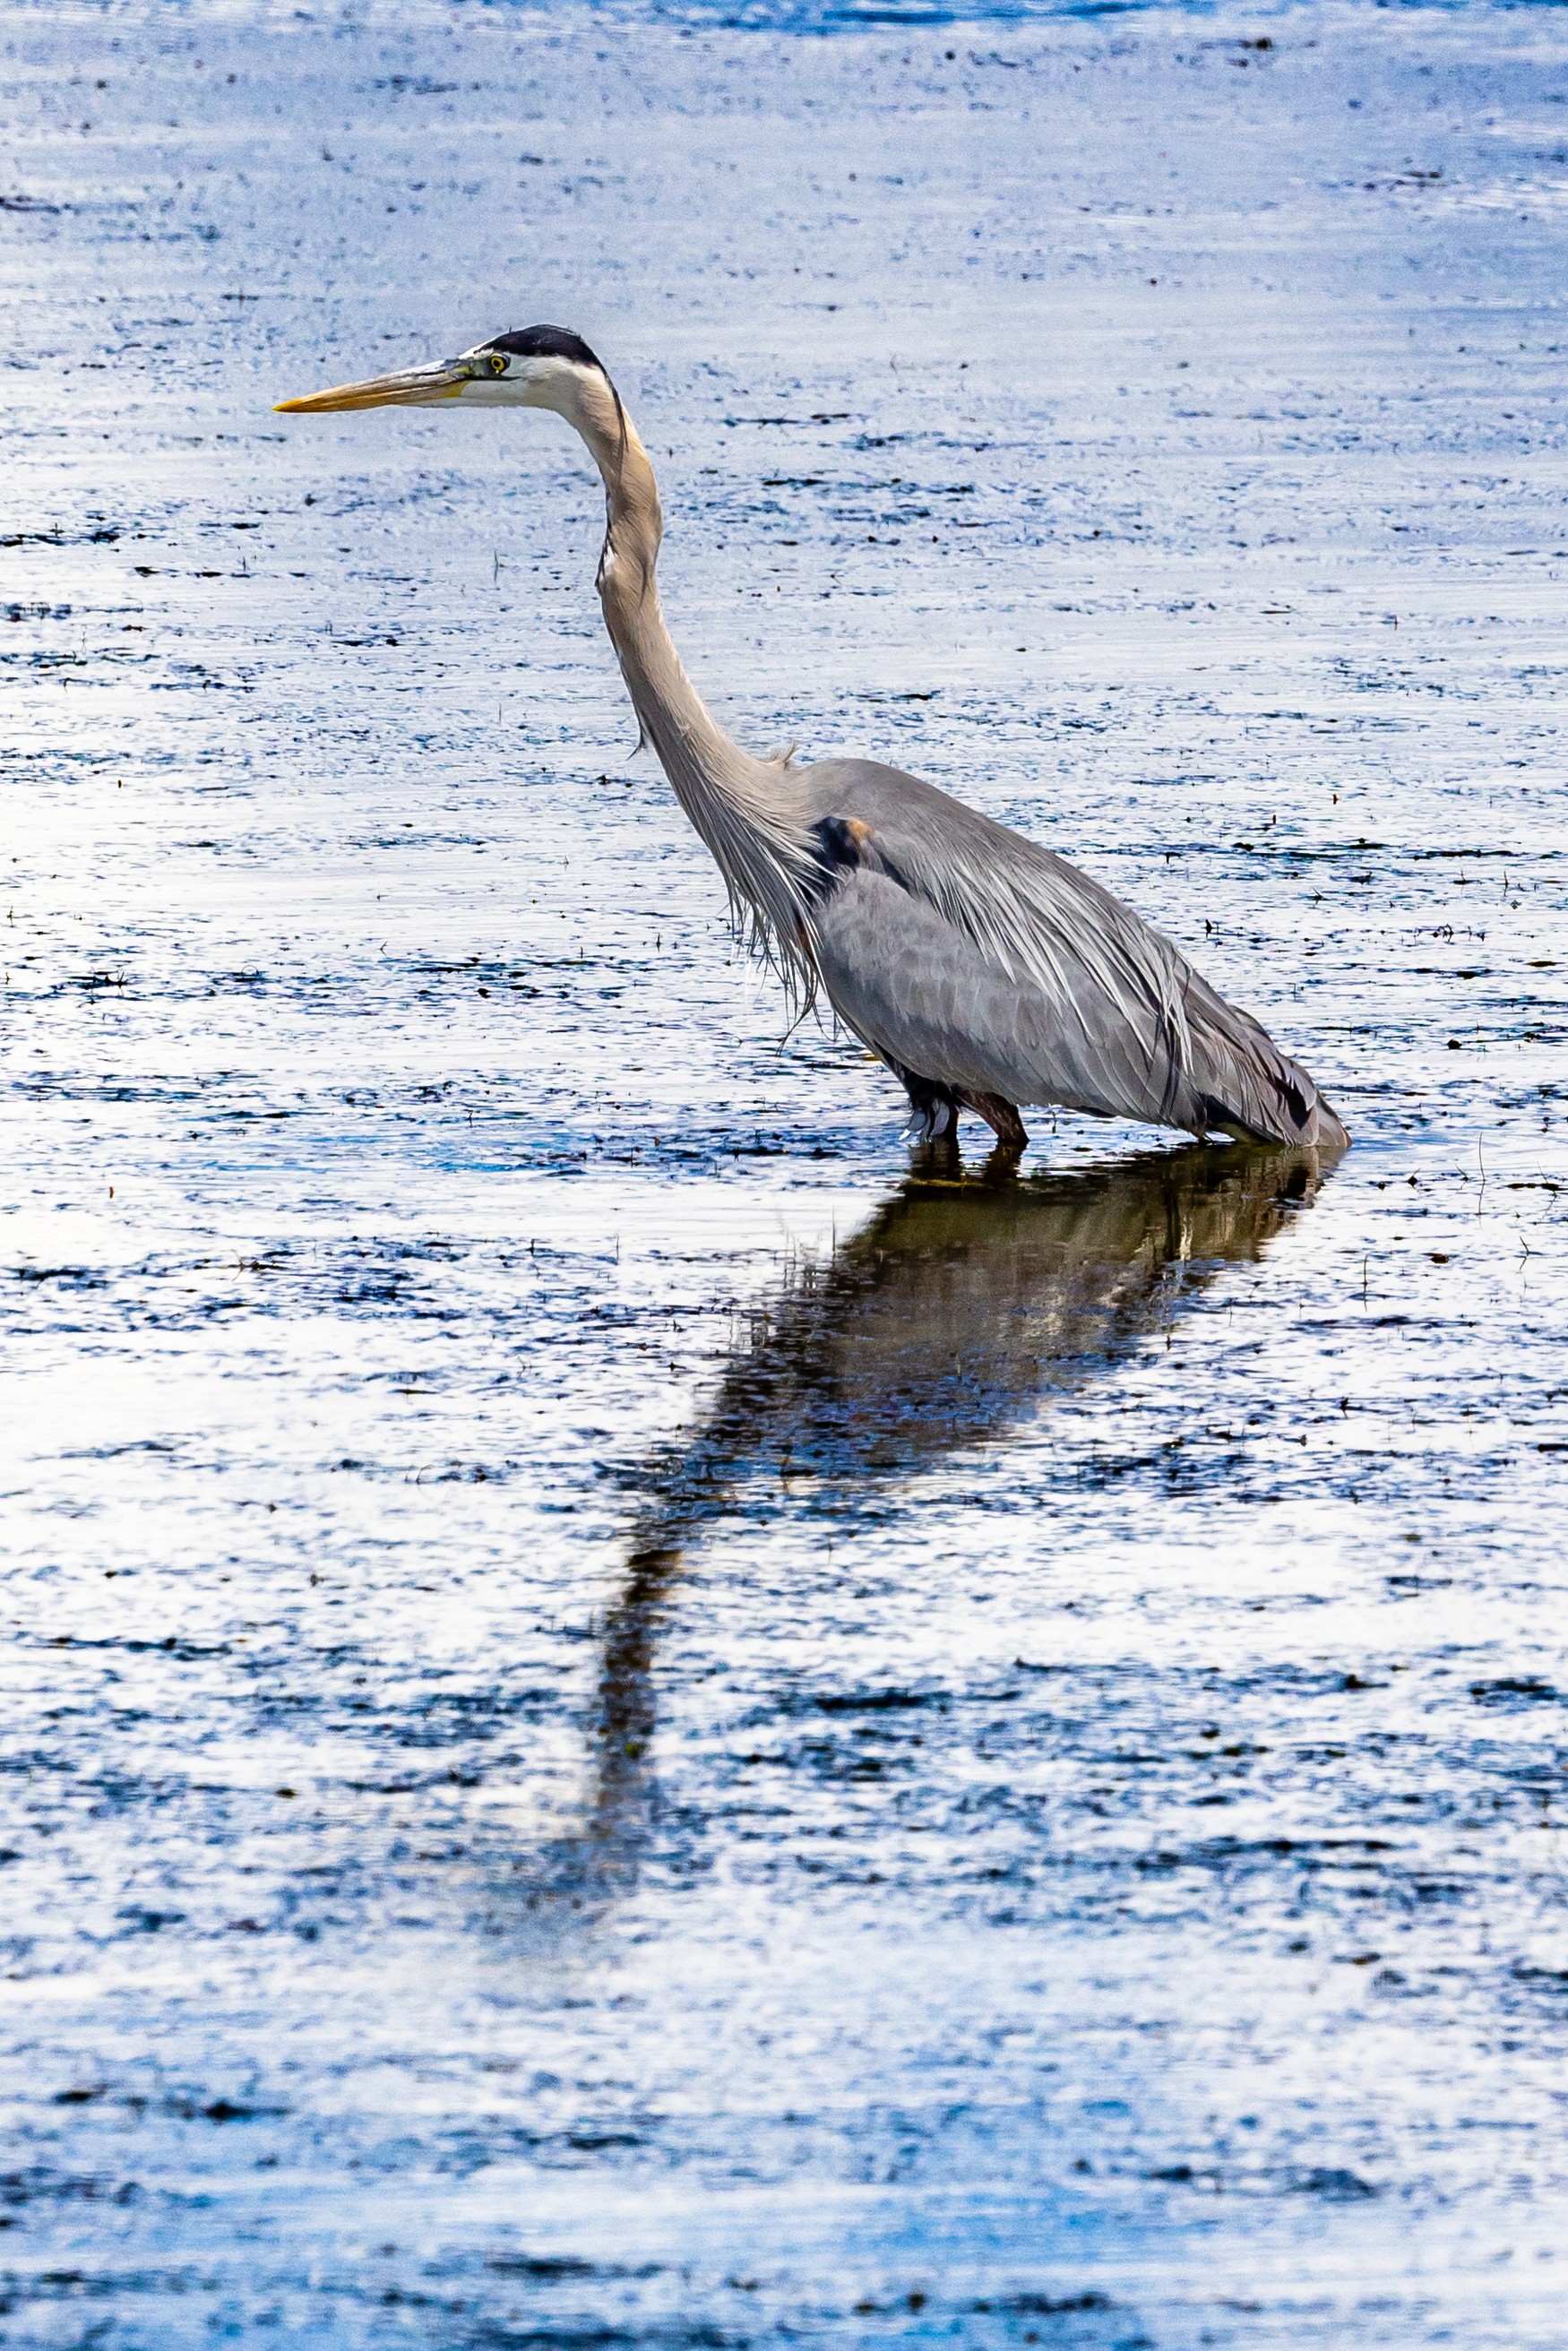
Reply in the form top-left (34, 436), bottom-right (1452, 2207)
top-left (954, 1089), bottom-right (1030, 1154)
top-left (900, 1077), bottom-right (960, 1144)
top-left (882, 1054), bottom-right (960, 1144)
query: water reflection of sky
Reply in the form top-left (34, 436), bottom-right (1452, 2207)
top-left (532, 0), bottom-right (1429, 32)
top-left (4, 0), bottom-right (1568, 2342)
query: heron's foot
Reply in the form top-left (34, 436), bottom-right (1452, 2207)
top-left (955, 1089), bottom-right (1030, 1155)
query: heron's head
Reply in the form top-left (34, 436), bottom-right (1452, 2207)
top-left (274, 324), bottom-right (609, 416)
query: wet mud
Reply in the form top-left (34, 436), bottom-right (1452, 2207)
top-left (2, 0), bottom-right (1567, 2343)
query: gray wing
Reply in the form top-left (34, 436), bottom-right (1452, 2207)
top-left (796, 757), bottom-right (1347, 1149)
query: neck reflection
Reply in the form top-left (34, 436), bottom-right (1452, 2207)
top-left (591, 1139), bottom-right (1340, 1863)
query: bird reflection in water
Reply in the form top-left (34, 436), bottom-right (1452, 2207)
top-left (589, 1138), bottom-right (1341, 1868)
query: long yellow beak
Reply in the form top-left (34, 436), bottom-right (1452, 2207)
top-left (274, 364), bottom-right (467, 415)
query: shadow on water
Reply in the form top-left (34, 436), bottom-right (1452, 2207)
top-left (580, 1138), bottom-right (1341, 1884)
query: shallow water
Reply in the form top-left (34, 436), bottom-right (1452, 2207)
top-left (3, 0), bottom-right (1567, 2342)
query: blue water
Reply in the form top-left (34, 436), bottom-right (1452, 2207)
top-left (5, 0), bottom-right (1568, 2343)
top-left (514, 0), bottom-right (1561, 32)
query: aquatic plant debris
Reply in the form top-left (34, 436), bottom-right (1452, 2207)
top-left (2, 0), bottom-right (1566, 2342)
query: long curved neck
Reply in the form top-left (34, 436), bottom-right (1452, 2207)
top-left (555, 370), bottom-right (817, 977)
top-left (573, 375), bottom-right (737, 792)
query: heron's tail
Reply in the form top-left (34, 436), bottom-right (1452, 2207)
top-left (1182, 971), bottom-right (1349, 1150)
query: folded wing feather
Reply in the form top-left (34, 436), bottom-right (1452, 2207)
top-left (796, 757), bottom-right (1347, 1148)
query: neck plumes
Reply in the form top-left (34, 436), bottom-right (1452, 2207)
top-left (555, 368), bottom-right (817, 989)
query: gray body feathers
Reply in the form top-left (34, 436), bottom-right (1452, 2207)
top-left (791, 758), bottom-right (1347, 1150)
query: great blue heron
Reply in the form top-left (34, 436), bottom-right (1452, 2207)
top-left (279, 328), bottom-right (1348, 1155)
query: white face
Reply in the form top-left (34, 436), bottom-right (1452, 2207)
top-left (445, 346), bottom-right (589, 408)
top-left (275, 346), bottom-right (596, 416)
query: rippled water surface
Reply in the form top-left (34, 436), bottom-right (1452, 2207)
top-left (3, 1), bottom-right (1567, 2342)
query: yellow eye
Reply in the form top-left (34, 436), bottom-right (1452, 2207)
top-left (488, 355), bottom-right (508, 378)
